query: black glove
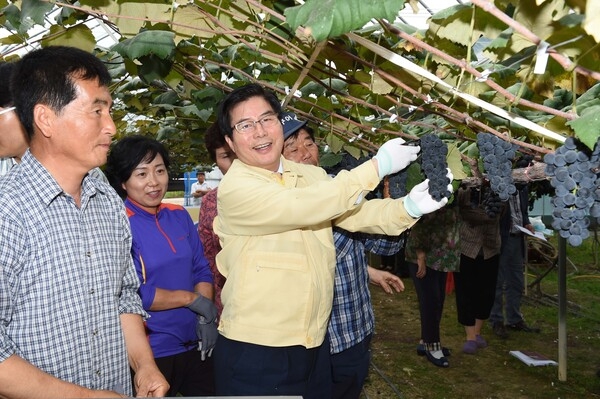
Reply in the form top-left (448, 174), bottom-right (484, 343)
top-left (195, 316), bottom-right (218, 361)
top-left (186, 294), bottom-right (218, 323)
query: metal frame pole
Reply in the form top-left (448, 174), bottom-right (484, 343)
top-left (558, 236), bottom-right (567, 381)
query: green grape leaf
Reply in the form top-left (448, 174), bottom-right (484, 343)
top-left (83, 0), bottom-right (172, 38)
top-left (428, 4), bottom-right (506, 47)
top-left (566, 105), bottom-right (600, 150)
top-left (40, 24), bottom-right (96, 53)
top-left (320, 151), bottom-right (343, 168)
top-left (582, 0), bottom-right (600, 41)
top-left (285, 0), bottom-right (406, 42)
top-left (343, 144), bottom-right (362, 160)
top-left (20, 0), bottom-right (54, 27)
top-left (405, 162), bottom-right (424, 192)
top-left (325, 131), bottom-right (345, 153)
top-left (447, 142), bottom-right (467, 180)
top-left (112, 30), bottom-right (176, 60)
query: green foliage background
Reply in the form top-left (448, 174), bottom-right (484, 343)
top-left (2, 0), bottom-right (600, 177)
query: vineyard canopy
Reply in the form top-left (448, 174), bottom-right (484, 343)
top-left (1, 0), bottom-right (599, 175)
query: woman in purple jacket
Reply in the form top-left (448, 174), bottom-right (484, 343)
top-left (105, 135), bottom-right (216, 396)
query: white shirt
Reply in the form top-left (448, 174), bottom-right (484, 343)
top-left (0, 157), bottom-right (17, 177)
top-left (190, 181), bottom-right (210, 207)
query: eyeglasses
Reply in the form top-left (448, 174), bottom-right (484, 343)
top-left (0, 106), bottom-right (15, 116)
top-left (233, 114), bottom-right (280, 134)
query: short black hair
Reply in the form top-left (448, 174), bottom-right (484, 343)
top-left (204, 122), bottom-right (227, 163)
top-left (285, 125), bottom-right (315, 143)
top-left (105, 135), bottom-right (171, 199)
top-left (0, 62), bottom-right (17, 108)
top-left (11, 46), bottom-right (111, 139)
top-left (217, 83), bottom-right (282, 138)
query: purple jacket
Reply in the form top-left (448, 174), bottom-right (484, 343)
top-left (126, 198), bottom-right (213, 358)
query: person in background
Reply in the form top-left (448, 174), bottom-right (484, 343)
top-left (405, 204), bottom-right (460, 367)
top-left (191, 171), bottom-right (211, 207)
top-left (105, 135), bottom-right (217, 397)
top-left (281, 112), bottom-right (405, 398)
top-left (212, 83), bottom-right (452, 398)
top-left (0, 61), bottom-right (28, 175)
top-left (0, 45), bottom-right (168, 398)
top-left (490, 182), bottom-right (540, 338)
top-left (198, 122), bottom-right (236, 318)
top-left (454, 185), bottom-right (503, 355)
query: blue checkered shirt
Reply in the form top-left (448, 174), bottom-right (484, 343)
top-left (328, 227), bottom-right (403, 354)
top-left (0, 151), bottom-right (145, 395)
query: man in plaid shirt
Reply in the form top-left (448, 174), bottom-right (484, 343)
top-left (0, 46), bottom-right (168, 398)
top-left (281, 112), bottom-right (406, 399)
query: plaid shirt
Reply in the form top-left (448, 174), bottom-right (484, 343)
top-left (0, 151), bottom-right (145, 395)
top-left (328, 227), bottom-right (402, 354)
top-left (457, 187), bottom-right (502, 260)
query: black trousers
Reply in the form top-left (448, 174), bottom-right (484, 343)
top-left (454, 254), bottom-right (500, 326)
top-left (409, 262), bottom-right (447, 343)
top-left (152, 348), bottom-right (215, 397)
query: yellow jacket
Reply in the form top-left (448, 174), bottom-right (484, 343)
top-left (214, 156), bottom-right (417, 348)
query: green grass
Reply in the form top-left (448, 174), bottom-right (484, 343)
top-left (546, 232), bottom-right (600, 269)
top-left (164, 191), bottom-right (185, 198)
top-left (363, 235), bottom-right (600, 398)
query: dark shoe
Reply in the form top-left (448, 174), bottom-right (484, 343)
top-left (462, 340), bottom-right (478, 354)
top-left (425, 350), bottom-right (449, 368)
top-left (507, 320), bottom-right (541, 333)
top-left (492, 322), bottom-right (509, 339)
top-left (417, 344), bottom-right (451, 357)
top-left (475, 334), bottom-right (488, 348)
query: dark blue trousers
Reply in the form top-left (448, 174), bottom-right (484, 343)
top-left (214, 333), bottom-right (331, 399)
top-left (331, 333), bottom-right (372, 399)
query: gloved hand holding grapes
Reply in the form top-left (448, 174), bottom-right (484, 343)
top-left (404, 168), bottom-right (454, 218)
top-left (374, 138), bottom-right (420, 178)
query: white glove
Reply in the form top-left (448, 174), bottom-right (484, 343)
top-left (374, 138), bottom-right (420, 178)
top-left (404, 169), bottom-right (454, 218)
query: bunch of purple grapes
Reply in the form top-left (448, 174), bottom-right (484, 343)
top-left (468, 184), bottom-right (503, 218)
top-left (589, 140), bottom-right (600, 223)
top-left (544, 137), bottom-right (600, 246)
top-left (387, 134), bottom-right (450, 201)
top-left (420, 134), bottom-right (451, 201)
top-left (482, 187), bottom-right (503, 218)
top-left (476, 132), bottom-right (517, 201)
top-left (387, 169), bottom-right (408, 199)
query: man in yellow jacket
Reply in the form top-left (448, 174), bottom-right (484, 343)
top-left (213, 83), bottom-right (452, 399)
